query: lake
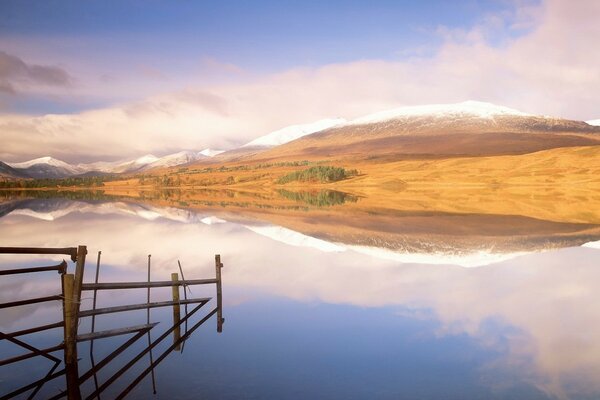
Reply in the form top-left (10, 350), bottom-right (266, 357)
top-left (1, 189), bottom-right (600, 399)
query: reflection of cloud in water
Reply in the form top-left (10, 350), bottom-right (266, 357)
top-left (2, 199), bottom-right (600, 397)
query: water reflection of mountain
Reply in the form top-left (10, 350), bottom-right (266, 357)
top-left (2, 191), bottom-right (600, 268)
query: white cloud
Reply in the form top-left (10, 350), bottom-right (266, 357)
top-left (1, 0), bottom-right (599, 162)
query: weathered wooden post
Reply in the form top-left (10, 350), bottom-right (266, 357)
top-left (171, 272), bottom-right (181, 350)
top-left (90, 250), bottom-right (101, 352)
top-left (64, 245), bottom-right (86, 400)
top-left (215, 255), bottom-right (224, 333)
top-left (147, 255), bottom-right (157, 394)
top-left (62, 272), bottom-right (80, 400)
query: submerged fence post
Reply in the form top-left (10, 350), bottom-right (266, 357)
top-left (66, 245), bottom-right (86, 400)
top-left (215, 255), bottom-right (224, 333)
top-left (171, 273), bottom-right (181, 350)
top-left (147, 255), bottom-right (157, 394)
top-left (62, 273), bottom-right (81, 400)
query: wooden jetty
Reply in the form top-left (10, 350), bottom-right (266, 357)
top-left (0, 245), bottom-right (224, 399)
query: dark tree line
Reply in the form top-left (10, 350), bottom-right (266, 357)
top-left (0, 175), bottom-right (115, 189)
top-left (276, 166), bottom-right (358, 184)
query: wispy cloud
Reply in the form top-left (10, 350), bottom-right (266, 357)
top-left (0, 50), bottom-right (72, 95)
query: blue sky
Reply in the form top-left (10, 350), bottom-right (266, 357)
top-left (1, 0), bottom-right (512, 73)
top-left (1, 0), bottom-right (600, 162)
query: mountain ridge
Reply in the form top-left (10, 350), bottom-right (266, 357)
top-left (4, 101), bottom-right (600, 179)
top-left (3, 148), bottom-right (223, 179)
top-left (249, 101), bottom-right (600, 162)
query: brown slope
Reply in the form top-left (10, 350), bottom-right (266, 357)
top-left (252, 115), bottom-right (600, 161)
top-left (0, 161), bottom-right (29, 179)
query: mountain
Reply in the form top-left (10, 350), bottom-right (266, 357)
top-left (7, 156), bottom-right (84, 178)
top-left (5, 151), bottom-right (213, 178)
top-left (253, 101), bottom-right (600, 161)
top-left (243, 118), bottom-right (346, 148)
top-left (140, 151), bottom-right (206, 170)
top-left (5, 101), bottom-right (600, 179)
top-left (103, 154), bottom-right (158, 173)
top-left (214, 118), bottom-right (346, 162)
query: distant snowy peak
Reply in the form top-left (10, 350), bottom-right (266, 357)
top-left (199, 148), bottom-right (225, 157)
top-left (7, 156), bottom-right (83, 177)
top-left (133, 154), bottom-right (159, 165)
top-left (243, 118), bottom-right (346, 148)
top-left (141, 151), bottom-right (205, 170)
top-left (586, 119), bottom-right (600, 127)
top-left (8, 156), bottom-right (78, 171)
top-left (349, 101), bottom-right (532, 125)
top-left (5, 151), bottom-right (214, 177)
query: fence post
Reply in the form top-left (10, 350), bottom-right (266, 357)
top-left (171, 273), bottom-right (181, 350)
top-left (215, 255), bottom-right (224, 333)
top-left (62, 273), bottom-right (81, 400)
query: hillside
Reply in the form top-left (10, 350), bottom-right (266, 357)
top-left (252, 101), bottom-right (600, 162)
top-left (0, 161), bottom-right (29, 179)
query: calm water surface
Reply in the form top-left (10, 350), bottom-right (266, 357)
top-left (1, 193), bottom-right (600, 399)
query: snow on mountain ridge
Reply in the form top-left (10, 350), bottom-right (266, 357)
top-left (349, 100), bottom-right (532, 125)
top-left (199, 149), bottom-right (225, 157)
top-left (243, 118), bottom-right (346, 148)
top-left (8, 156), bottom-right (80, 172)
top-left (141, 151), bottom-right (206, 170)
top-left (586, 119), bottom-right (600, 127)
top-left (134, 154), bottom-right (159, 165)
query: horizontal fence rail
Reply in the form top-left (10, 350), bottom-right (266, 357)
top-left (79, 298), bottom-right (211, 317)
top-left (0, 294), bottom-right (62, 309)
top-left (5, 321), bottom-right (64, 338)
top-left (81, 278), bottom-right (218, 291)
top-left (0, 261), bottom-right (67, 276)
top-left (0, 247), bottom-right (79, 262)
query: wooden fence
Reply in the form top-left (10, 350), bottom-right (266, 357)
top-left (0, 246), bottom-right (224, 399)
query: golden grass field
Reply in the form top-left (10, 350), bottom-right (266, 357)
top-left (90, 145), bottom-right (600, 226)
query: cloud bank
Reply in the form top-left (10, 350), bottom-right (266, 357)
top-left (1, 0), bottom-right (599, 162)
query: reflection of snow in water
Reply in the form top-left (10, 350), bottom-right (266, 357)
top-left (201, 216), bottom-right (227, 225)
top-left (345, 244), bottom-right (530, 268)
top-left (242, 223), bottom-right (531, 267)
top-left (583, 240), bottom-right (600, 249)
top-left (244, 225), bottom-right (346, 253)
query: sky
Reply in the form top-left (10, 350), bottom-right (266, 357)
top-left (1, 0), bottom-right (599, 163)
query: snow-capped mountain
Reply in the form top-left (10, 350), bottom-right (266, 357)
top-left (587, 119), bottom-right (600, 127)
top-left (140, 151), bottom-right (205, 170)
top-left (103, 154), bottom-right (160, 174)
top-left (8, 156), bottom-right (77, 171)
top-left (7, 156), bottom-right (85, 178)
top-left (8, 156), bottom-right (83, 174)
top-left (5, 151), bottom-right (210, 178)
top-left (349, 100), bottom-right (531, 125)
top-left (243, 118), bottom-right (346, 148)
top-left (255, 100), bottom-right (600, 160)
